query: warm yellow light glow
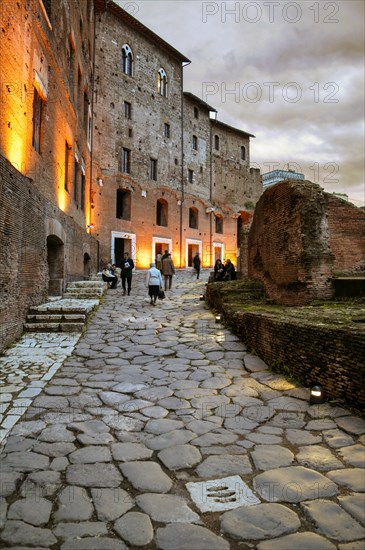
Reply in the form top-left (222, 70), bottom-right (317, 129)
top-left (136, 249), bottom-right (153, 269)
top-left (6, 134), bottom-right (27, 173)
top-left (57, 187), bottom-right (67, 212)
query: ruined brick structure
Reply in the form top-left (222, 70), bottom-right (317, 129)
top-left (92, 0), bottom-right (261, 269)
top-left (247, 180), bottom-right (365, 305)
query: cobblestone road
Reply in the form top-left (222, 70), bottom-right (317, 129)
top-left (0, 270), bottom-right (364, 549)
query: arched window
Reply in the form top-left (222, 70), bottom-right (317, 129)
top-left (157, 199), bottom-right (168, 226)
top-left (240, 145), bottom-right (246, 161)
top-left (122, 44), bottom-right (133, 76)
top-left (189, 207), bottom-right (199, 229)
top-left (157, 68), bottom-right (167, 97)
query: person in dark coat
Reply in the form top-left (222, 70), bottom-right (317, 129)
top-left (224, 259), bottom-right (236, 280)
top-left (214, 259), bottom-right (225, 281)
top-left (193, 253), bottom-right (201, 279)
top-left (121, 252), bottom-right (134, 295)
top-left (161, 253), bottom-right (175, 290)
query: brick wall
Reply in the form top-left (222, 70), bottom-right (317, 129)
top-left (325, 195), bottom-right (365, 273)
top-left (226, 308), bottom-right (365, 412)
top-left (247, 180), bottom-right (364, 305)
top-left (0, 155), bottom-right (98, 353)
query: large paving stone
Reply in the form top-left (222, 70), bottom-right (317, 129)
top-left (254, 466), bottom-right (338, 502)
top-left (91, 487), bottom-right (135, 521)
top-left (336, 416), bottom-right (365, 435)
top-left (8, 496), bottom-right (52, 526)
top-left (114, 512), bottom-right (153, 546)
top-left (324, 429), bottom-right (355, 448)
top-left (111, 442), bottom-right (153, 461)
top-left (156, 523), bottom-right (230, 550)
top-left (2, 452), bottom-right (50, 472)
top-left (20, 471), bottom-right (61, 498)
top-left (145, 429), bottom-right (197, 450)
top-left (53, 521), bottom-right (108, 539)
top-left (144, 418), bottom-right (184, 434)
top-left (301, 499), bottom-right (365, 541)
top-left (60, 537), bottom-right (127, 549)
top-left (192, 432), bottom-right (238, 447)
top-left (10, 420), bottom-right (47, 437)
top-left (158, 444), bottom-right (202, 470)
top-left (102, 414), bottom-right (145, 431)
top-left (120, 461), bottom-right (172, 492)
top-left (66, 463), bottom-right (122, 487)
top-left (0, 520), bottom-right (57, 547)
top-left (33, 442), bottom-right (76, 457)
top-left (68, 445), bottom-right (112, 463)
top-left (326, 469), bottom-right (365, 492)
top-left (38, 425), bottom-right (76, 443)
top-left (221, 503), bottom-right (300, 540)
top-left (285, 429), bottom-right (322, 446)
top-left (99, 391), bottom-right (131, 407)
top-left (196, 454), bottom-right (252, 477)
top-left (244, 354), bottom-right (269, 372)
top-left (256, 532), bottom-right (337, 549)
top-left (251, 445), bottom-right (294, 470)
top-left (136, 493), bottom-right (200, 523)
top-left (55, 486), bottom-right (94, 521)
top-left (338, 493), bottom-right (365, 526)
top-left (0, 471), bottom-right (24, 497)
top-left (296, 445), bottom-right (344, 471)
top-left (338, 444), bottom-right (365, 468)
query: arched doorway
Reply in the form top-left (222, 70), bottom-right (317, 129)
top-left (84, 252), bottom-right (91, 279)
top-left (47, 235), bottom-right (64, 295)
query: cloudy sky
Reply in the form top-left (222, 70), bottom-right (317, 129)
top-left (116, 0), bottom-right (364, 206)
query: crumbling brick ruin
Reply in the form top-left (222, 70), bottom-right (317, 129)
top-left (247, 180), bottom-right (365, 305)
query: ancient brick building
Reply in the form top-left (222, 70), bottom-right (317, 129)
top-left (0, 0), bottom-right (260, 351)
top-left (0, 0), bottom-right (98, 351)
top-left (92, 0), bottom-right (261, 269)
top-left (247, 180), bottom-right (365, 305)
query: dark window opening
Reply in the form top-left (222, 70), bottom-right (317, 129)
top-left (215, 135), bottom-right (220, 150)
top-left (122, 45), bottom-right (133, 76)
top-left (241, 146), bottom-right (246, 160)
top-left (192, 135), bottom-right (198, 150)
top-left (188, 169), bottom-right (194, 183)
top-left (116, 189), bottom-right (131, 220)
top-left (194, 106), bottom-right (199, 119)
top-left (64, 141), bottom-right (72, 191)
top-left (73, 157), bottom-right (80, 202)
top-left (157, 199), bottom-right (168, 226)
top-left (121, 148), bottom-right (131, 174)
top-left (124, 101), bottom-right (131, 119)
top-left (164, 123), bottom-right (170, 138)
top-left (189, 207), bottom-right (198, 229)
top-left (150, 158), bottom-right (157, 181)
top-left (32, 87), bottom-right (44, 153)
top-left (215, 215), bottom-right (223, 234)
top-left (80, 173), bottom-right (85, 211)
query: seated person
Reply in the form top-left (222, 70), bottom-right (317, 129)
top-left (102, 263), bottom-right (118, 288)
top-left (214, 259), bottom-right (226, 281)
top-left (224, 259), bottom-right (236, 280)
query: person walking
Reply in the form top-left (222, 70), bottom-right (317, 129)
top-left (155, 252), bottom-right (162, 272)
top-left (146, 262), bottom-right (163, 305)
top-left (161, 252), bottom-right (175, 291)
top-left (193, 252), bottom-right (201, 279)
top-left (120, 252), bottom-right (134, 295)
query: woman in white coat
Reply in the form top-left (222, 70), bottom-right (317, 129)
top-left (146, 262), bottom-right (163, 305)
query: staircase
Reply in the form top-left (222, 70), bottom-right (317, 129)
top-left (24, 281), bottom-right (107, 333)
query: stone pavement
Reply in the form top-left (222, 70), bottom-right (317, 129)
top-left (0, 270), bottom-right (364, 549)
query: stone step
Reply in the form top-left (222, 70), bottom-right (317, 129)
top-left (64, 290), bottom-right (104, 298)
top-left (67, 280), bottom-right (106, 288)
top-left (23, 322), bottom-right (84, 332)
top-left (26, 313), bottom-right (86, 323)
top-left (29, 305), bottom-right (89, 314)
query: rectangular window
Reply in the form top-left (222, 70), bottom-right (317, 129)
top-left (121, 148), bottom-right (131, 174)
top-left (194, 107), bottom-right (199, 119)
top-left (32, 87), bottom-right (43, 153)
top-left (150, 158), bottom-right (157, 181)
top-left (215, 135), bottom-right (220, 150)
top-left (77, 67), bottom-right (82, 113)
top-left (192, 135), bottom-right (198, 150)
top-left (124, 101), bottom-right (132, 119)
top-left (215, 216), bottom-right (223, 234)
top-left (80, 172), bottom-right (85, 211)
top-left (188, 169), bottom-right (194, 183)
top-left (73, 155), bottom-right (80, 202)
top-left (164, 123), bottom-right (170, 138)
top-left (64, 141), bottom-right (72, 191)
top-left (69, 40), bottom-right (75, 100)
top-left (116, 189), bottom-right (131, 220)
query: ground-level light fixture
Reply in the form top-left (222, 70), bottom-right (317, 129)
top-left (215, 314), bottom-right (222, 323)
top-left (310, 384), bottom-right (326, 405)
top-left (87, 224), bottom-right (94, 229)
top-left (200, 294), bottom-right (205, 301)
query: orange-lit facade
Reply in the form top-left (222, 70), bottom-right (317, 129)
top-left (92, 0), bottom-right (261, 269)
